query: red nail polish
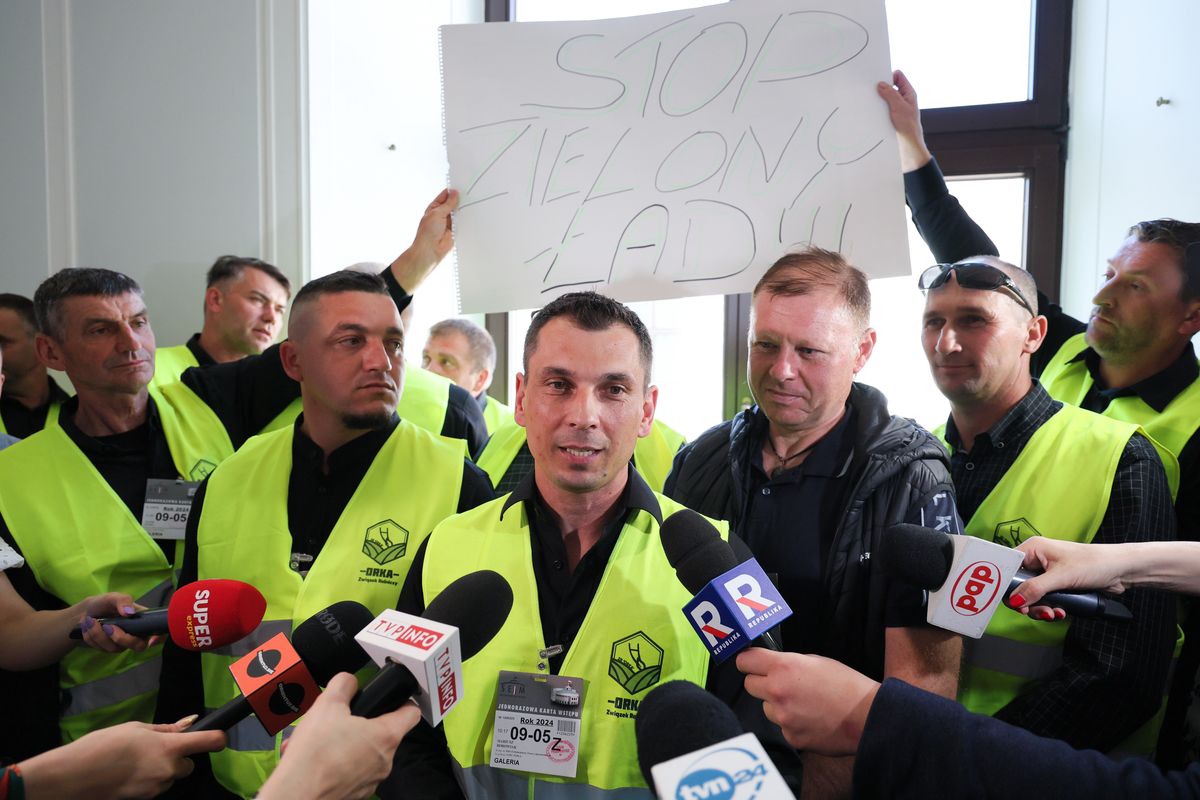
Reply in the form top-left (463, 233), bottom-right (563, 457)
top-left (1009, 593), bottom-right (1025, 608)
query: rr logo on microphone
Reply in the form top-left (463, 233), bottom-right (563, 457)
top-left (681, 559), bottom-right (792, 662)
top-left (951, 561), bottom-right (1002, 616)
top-left (690, 601), bottom-right (736, 646)
top-left (723, 574), bottom-right (774, 620)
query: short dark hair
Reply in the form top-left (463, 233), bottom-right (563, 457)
top-left (1129, 219), bottom-right (1200, 302)
top-left (288, 269), bottom-right (392, 340)
top-left (206, 255), bottom-right (292, 297)
top-left (429, 318), bottom-right (496, 373)
top-left (753, 247), bottom-right (871, 331)
top-left (34, 268), bottom-right (143, 340)
top-left (523, 292), bottom-right (653, 383)
top-left (0, 294), bottom-right (38, 333)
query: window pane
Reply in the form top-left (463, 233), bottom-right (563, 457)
top-left (858, 174), bottom-right (1027, 431)
top-left (308, 1), bottom-right (473, 359)
top-left (885, 0), bottom-right (1032, 109)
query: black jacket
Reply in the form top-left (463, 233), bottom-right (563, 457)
top-left (664, 383), bottom-right (953, 679)
top-left (856, 678), bottom-right (1200, 799)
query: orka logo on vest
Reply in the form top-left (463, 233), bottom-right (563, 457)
top-left (359, 519), bottom-right (409, 586)
top-left (993, 518), bottom-right (1041, 549)
top-left (605, 632), bottom-right (664, 719)
top-left (189, 459), bottom-right (217, 482)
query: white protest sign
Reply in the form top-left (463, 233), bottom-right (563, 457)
top-left (441, 0), bottom-right (908, 313)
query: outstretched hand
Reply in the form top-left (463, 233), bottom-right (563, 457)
top-left (388, 188), bottom-right (461, 294)
top-left (876, 69), bottom-right (932, 172)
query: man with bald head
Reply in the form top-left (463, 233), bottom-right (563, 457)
top-left (166, 270), bottom-right (493, 798)
top-left (921, 256), bottom-right (1178, 755)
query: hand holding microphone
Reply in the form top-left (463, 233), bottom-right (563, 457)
top-left (660, 509), bottom-right (789, 660)
top-left (70, 579), bottom-right (268, 651)
top-left (191, 600), bottom-right (374, 734)
top-left (877, 524), bottom-right (1131, 638)
top-left (736, 647), bottom-right (878, 757)
top-left (72, 591), bottom-right (156, 654)
top-left (257, 673), bottom-right (421, 800)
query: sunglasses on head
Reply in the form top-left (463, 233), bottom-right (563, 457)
top-left (918, 262), bottom-right (1036, 317)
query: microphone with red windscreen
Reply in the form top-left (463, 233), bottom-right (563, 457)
top-left (69, 579), bottom-right (267, 651)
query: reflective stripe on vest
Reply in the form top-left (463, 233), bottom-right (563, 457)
top-left (151, 343), bottom-right (200, 388)
top-left (477, 419), bottom-right (686, 493)
top-left (0, 386), bottom-right (230, 740)
top-left (197, 421), bottom-right (467, 796)
top-left (957, 406), bottom-right (1134, 718)
top-left (423, 492), bottom-right (723, 798)
top-left (254, 363), bottom-right (453, 439)
top-left (963, 634), bottom-right (1063, 681)
top-left (69, 573), bottom-right (170, 721)
top-left (63, 657), bottom-right (163, 717)
top-left (1042, 333), bottom-right (1192, 498)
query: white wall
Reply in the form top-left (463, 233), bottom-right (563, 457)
top-left (1061, 0), bottom-right (1200, 319)
top-left (307, 0), bottom-right (484, 349)
top-left (0, 0), bottom-right (307, 348)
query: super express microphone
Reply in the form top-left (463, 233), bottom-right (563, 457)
top-left (352, 570), bottom-right (514, 723)
top-left (635, 680), bottom-right (795, 800)
top-left (190, 600), bottom-right (374, 734)
top-left (878, 523), bottom-right (1132, 638)
top-left (661, 509), bottom-right (789, 660)
top-left (69, 579), bottom-right (266, 650)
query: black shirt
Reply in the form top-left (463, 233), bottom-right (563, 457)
top-left (944, 382), bottom-right (1178, 750)
top-left (182, 332), bottom-right (216, 367)
top-left (0, 376), bottom-right (70, 439)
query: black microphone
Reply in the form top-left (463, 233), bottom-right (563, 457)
top-left (635, 680), bottom-right (795, 799)
top-left (879, 524), bottom-right (1132, 622)
top-left (635, 681), bottom-right (743, 786)
top-left (191, 600), bottom-right (375, 732)
top-left (660, 509), bottom-right (783, 652)
top-left (350, 570), bottom-right (514, 719)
